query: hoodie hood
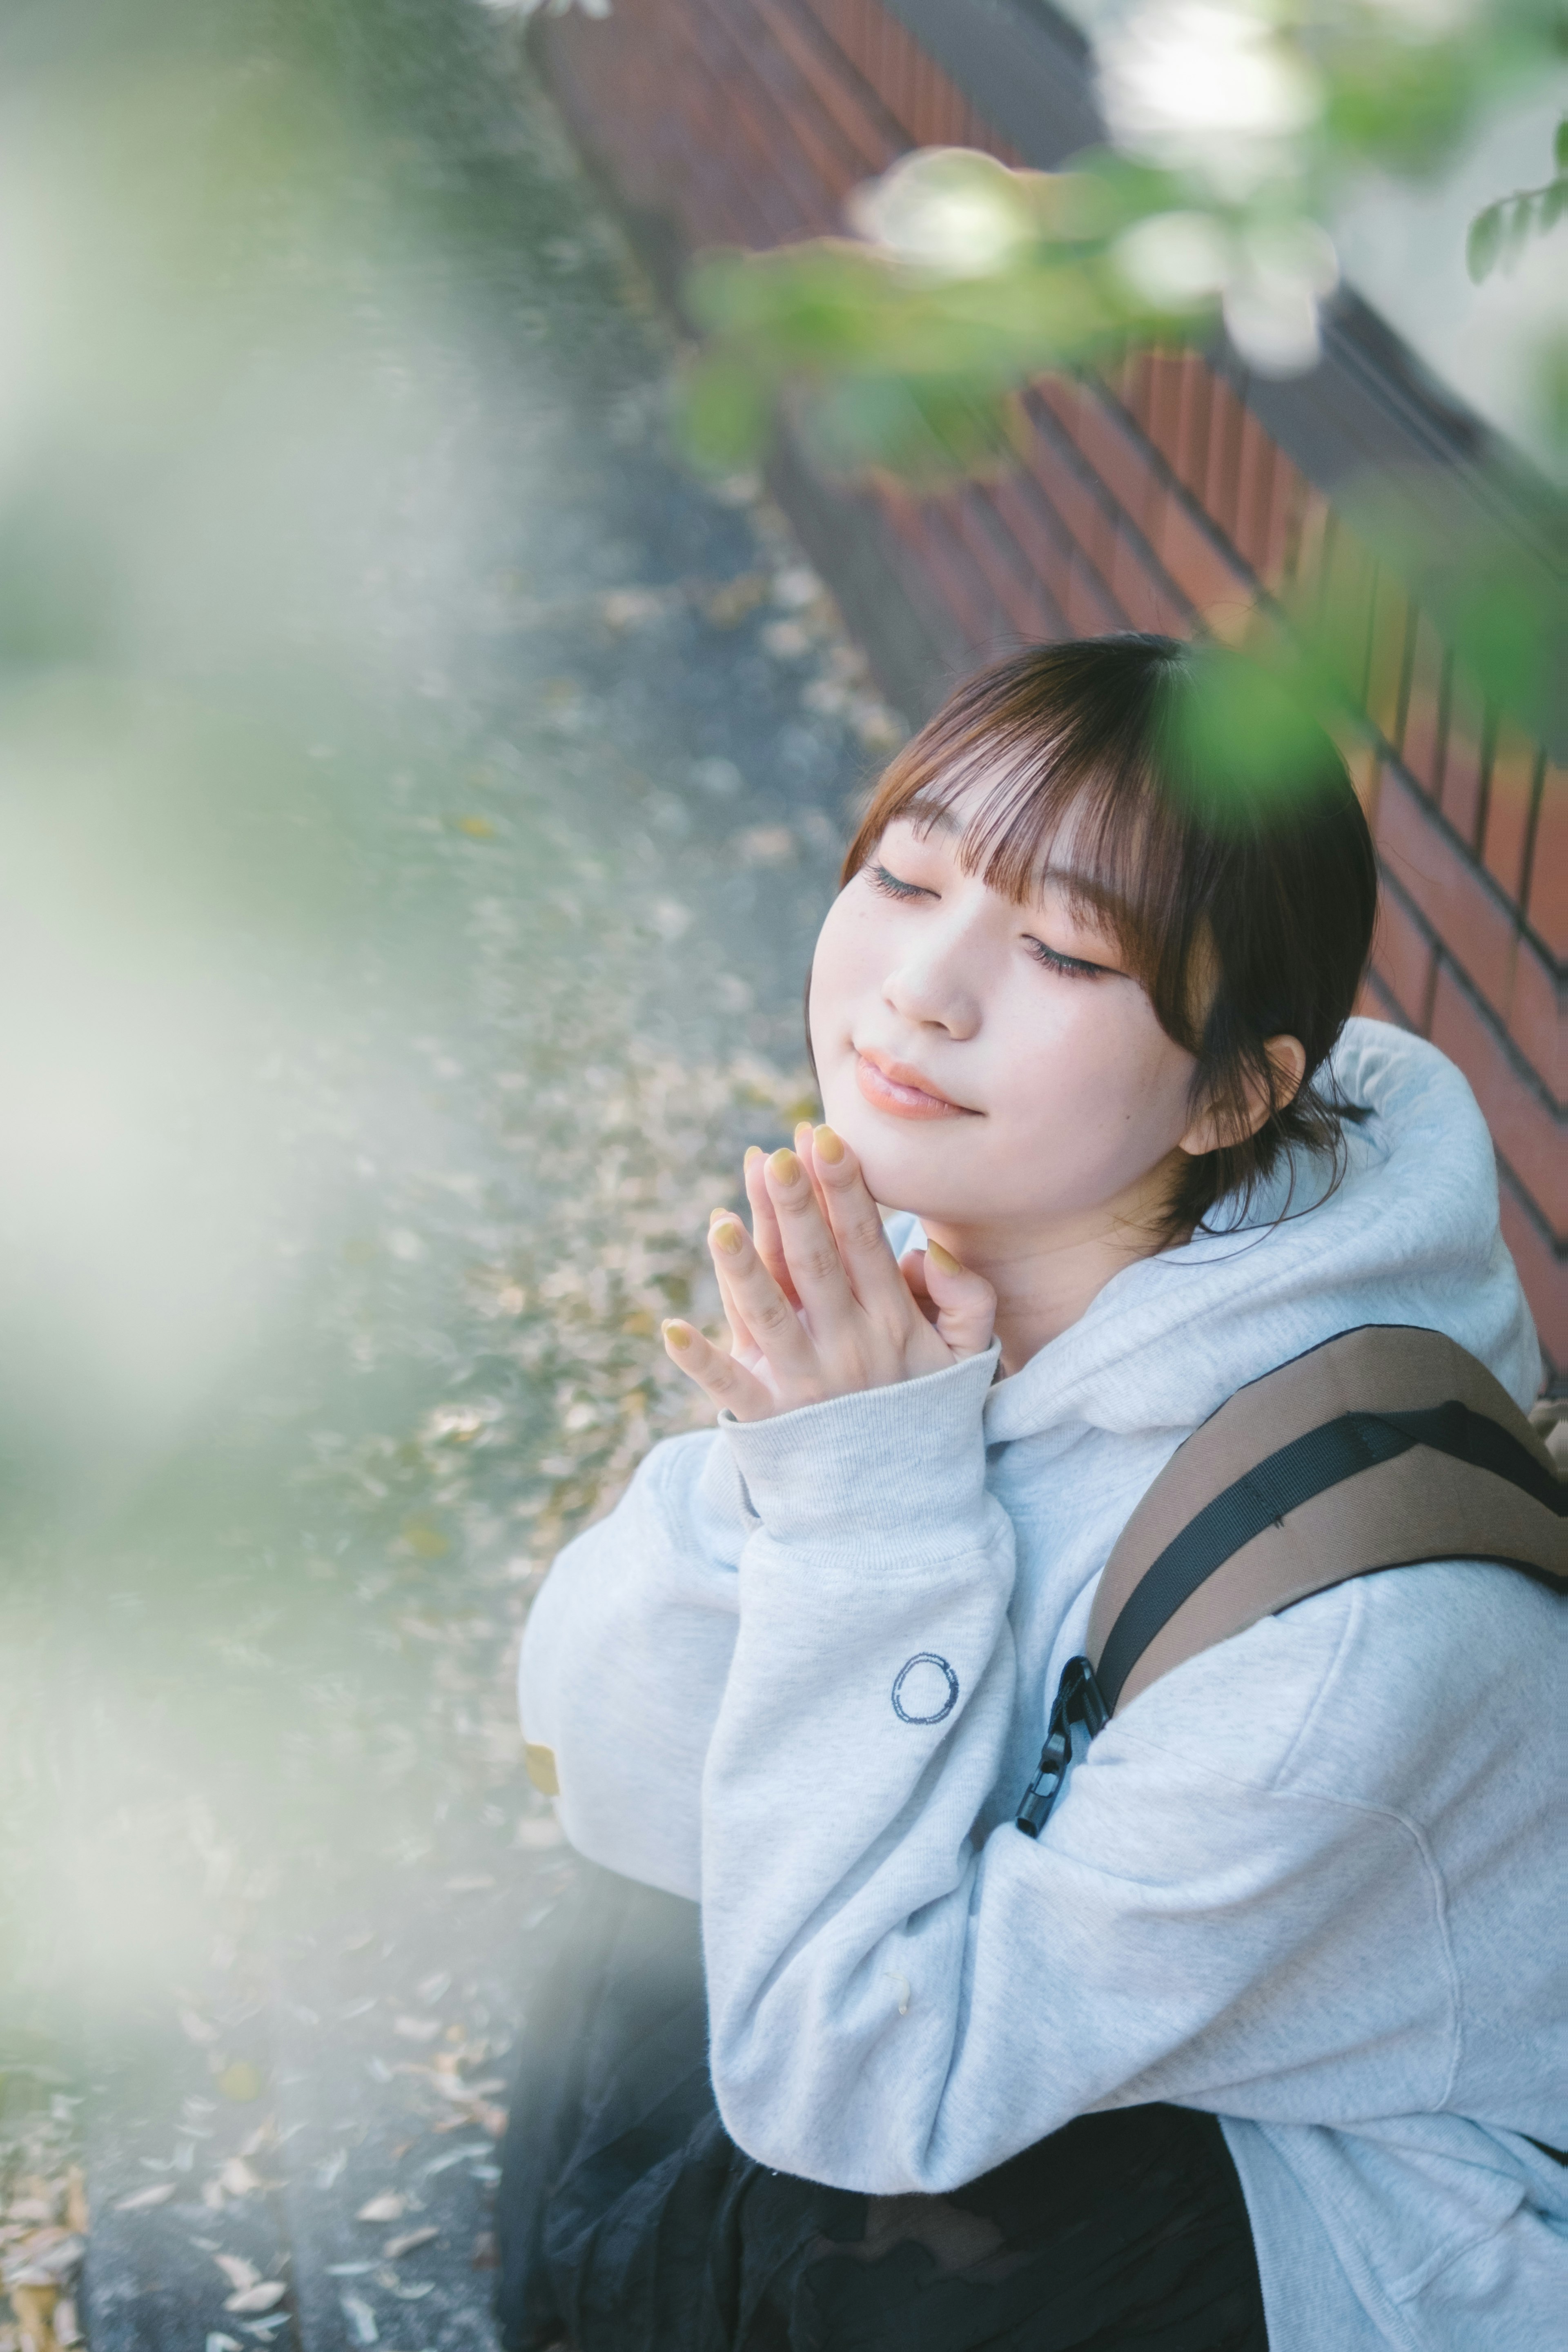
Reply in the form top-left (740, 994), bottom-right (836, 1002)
top-left (895, 1021), bottom-right (1539, 1450)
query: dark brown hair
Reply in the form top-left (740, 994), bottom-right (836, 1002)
top-left (842, 634), bottom-right (1378, 1243)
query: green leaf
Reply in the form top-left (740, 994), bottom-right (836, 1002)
top-left (1466, 200), bottom-right (1505, 282)
top-left (674, 352), bottom-right (771, 472)
top-left (1555, 115), bottom-right (1568, 172)
top-left (1541, 178), bottom-right (1568, 232)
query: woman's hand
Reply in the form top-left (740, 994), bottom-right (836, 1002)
top-left (662, 1124), bottom-right (996, 1423)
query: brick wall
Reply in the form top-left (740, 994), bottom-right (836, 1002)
top-left (540, 0), bottom-right (1566, 1381)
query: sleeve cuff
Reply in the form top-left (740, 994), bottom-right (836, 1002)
top-left (722, 1344), bottom-right (999, 1559)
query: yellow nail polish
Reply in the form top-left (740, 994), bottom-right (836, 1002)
top-left (926, 1239), bottom-right (962, 1274)
top-left (663, 1318), bottom-right (694, 1349)
top-left (813, 1125), bottom-right (844, 1164)
top-left (744, 1145), bottom-right (764, 1167)
top-left (712, 1219), bottom-right (745, 1254)
top-left (768, 1147), bottom-right (800, 1184)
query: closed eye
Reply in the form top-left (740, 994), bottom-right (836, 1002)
top-left (1025, 937), bottom-right (1110, 978)
top-left (869, 862), bottom-right (935, 902)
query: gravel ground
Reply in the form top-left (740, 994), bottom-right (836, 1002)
top-left (0, 3), bottom-right (903, 2345)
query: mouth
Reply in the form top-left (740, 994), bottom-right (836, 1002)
top-left (853, 1047), bottom-right (977, 1122)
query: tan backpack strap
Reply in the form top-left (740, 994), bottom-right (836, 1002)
top-left (1015, 1325), bottom-right (1564, 1838)
top-left (1087, 1324), bottom-right (1564, 1715)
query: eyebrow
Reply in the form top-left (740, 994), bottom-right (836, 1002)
top-left (895, 794), bottom-right (1133, 927)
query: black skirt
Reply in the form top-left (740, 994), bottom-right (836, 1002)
top-left (496, 1859), bottom-right (1268, 2352)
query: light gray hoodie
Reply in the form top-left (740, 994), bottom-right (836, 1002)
top-left (519, 1019), bottom-right (1566, 2351)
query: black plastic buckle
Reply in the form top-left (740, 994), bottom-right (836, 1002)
top-left (1014, 1655), bottom-right (1108, 1837)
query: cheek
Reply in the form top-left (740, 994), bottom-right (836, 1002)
top-left (806, 892), bottom-right (874, 1060)
top-left (1004, 987), bottom-right (1194, 1155)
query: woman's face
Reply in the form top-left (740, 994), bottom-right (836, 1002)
top-left (809, 797), bottom-right (1204, 1241)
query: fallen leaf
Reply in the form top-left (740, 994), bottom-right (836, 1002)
top-left (383, 2225), bottom-right (439, 2258)
top-left (222, 2282), bottom-right (286, 2315)
top-left (392, 2017), bottom-right (442, 2043)
top-left (205, 2336), bottom-right (244, 2352)
top-left (214, 2254), bottom-right (258, 2294)
top-left (9, 2282), bottom-right (58, 2352)
top-left (354, 2192), bottom-right (405, 2223)
top-left (114, 2184), bottom-right (177, 2212)
top-left (178, 2009), bottom-right (220, 2046)
top-left (217, 2158), bottom-right (261, 2198)
top-left (340, 2292), bottom-right (379, 2345)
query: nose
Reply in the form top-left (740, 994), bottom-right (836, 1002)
top-left (882, 903), bottom-right (983, 1038)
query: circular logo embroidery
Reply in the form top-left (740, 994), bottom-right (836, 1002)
top-left (891, 1653), bottom-right (960, 1726)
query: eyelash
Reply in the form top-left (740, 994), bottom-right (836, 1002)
top-left (869, 862), bottom-right (1105, 979)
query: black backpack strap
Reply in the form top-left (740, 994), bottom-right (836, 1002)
top-left (1016, 1326), bottom-right (1565, 1837)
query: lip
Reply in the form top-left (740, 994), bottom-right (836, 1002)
top-left (854, 1047), bottom-right (976, 1121)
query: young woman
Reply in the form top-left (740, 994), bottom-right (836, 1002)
top-left (503, 637), bottom-right (1562, 2352)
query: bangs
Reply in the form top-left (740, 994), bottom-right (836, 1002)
top-left (843, 640), bottom-right (1208, 1043)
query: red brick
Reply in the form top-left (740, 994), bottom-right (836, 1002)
top-left (1143, 350), bottom-right (1188, 471)
top-left (1481, 722), bottom-right (1539, 906)
top-left (1109, 525), bottom-right (1189, 637)
top-left (1231, 407), bottom-right (1277, 577)
top-left (1203, 373), bottom-right (1248, 543)
top-left (1497, 1170), bottom-right (1568, 1379)
top-left (1370, 878), bottom-right (1437, 1030)
top-left (1525, 762), bottom-right (1566, 960)
top-left (1319, 519), bottom-right (1378, 703)
top-left (1507, 935), bottom-right (1564, 1106)
top-left (1256, 447), bottom-right (1300, 594)
top-left (955, 488), bottom-right (1063, 643)
top-left (1375, 762), bottom-right (1519, 1022)
top-left (1429, 964), bottom-right (1566, 1233)
top-left (1399, 613), bottom-right (1446, 794)
top-left (1175, 359), bottom-right (1214, 503)
top-left (1364, 570), bottom-right (1411, 748)
top-left (1016, 406), bottom-right (1121, 594)
top-left (1046, 378), bottom-right (1163, 543)
top-left (987, 470), bottom-right (1089, 633)
top-left (1288, 487), bottom-right (1333, 605)
top-left (755, 0), bottom-right (902, 176)
top-left (1437, 664), bottom-right (1487, 848)
top-left (879, 494), bottom-right (993, 653)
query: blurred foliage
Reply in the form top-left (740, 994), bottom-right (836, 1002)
top-left (1466, 115), bottom-right (1568, 281)
top-left (678, 0), bottom-right (1565, 742)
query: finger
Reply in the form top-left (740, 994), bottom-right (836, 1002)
top-left (761, 1146), bottom-right (858, 1323)
top-left (921, 1238), bottom-right (997, 1361)
top-left (806, 1126), bottom-right (910, 1312)
top-left (709, 1207), bottom-right (761, 1353)
top-left (662, 1319), bottom-right (775, 1422)
top-left (794, 1120), bottom-right (832, 1223)
top-left (743, 1147), bottom-right (801, 1308)
top-left (709, 1212), bottom-right (819, 1379)
top-left (898, 1246), bottom-right (941, 1327)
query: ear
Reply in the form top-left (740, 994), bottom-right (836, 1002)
top-left (1178, 1034), bottom-right (1307, 1157)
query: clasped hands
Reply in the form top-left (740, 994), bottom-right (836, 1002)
top-left (662, 1123), bottom-right (996, 1423)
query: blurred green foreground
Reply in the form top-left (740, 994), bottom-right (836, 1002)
top-left (0, 0), bottom-right (885, 2070)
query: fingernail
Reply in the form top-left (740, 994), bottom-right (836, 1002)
top-left (768, 1148), bottom-right (800, 1185)
top-left (926, 1239), bottom-right (962, 1274)
top-left (744, 1146), bottom-right (764, 1168)
top-left (813, 1125), bottom-right (844, 1164)
top-left (710, 1205), bottom-right (730, 1223)
top-left (662, 1319), bottom-right (694, 1350)
top-left (712, 1219), bottom-right (745, 1255)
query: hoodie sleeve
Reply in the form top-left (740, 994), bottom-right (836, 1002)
top-left (704, 1386), bottom-right (1464, 2194)
top-left (517, 1426), bottom-right (753, 1900)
